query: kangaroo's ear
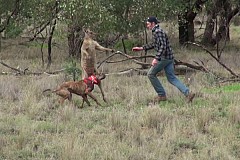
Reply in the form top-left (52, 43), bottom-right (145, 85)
top-left (82, 27), bottom-right (87, 33)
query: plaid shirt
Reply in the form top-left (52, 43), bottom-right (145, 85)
top-left (143, 24), bottom-right (174, 60)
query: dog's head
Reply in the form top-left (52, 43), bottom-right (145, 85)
top-left (96, 73), bottom-right (106, 81)
top-left (84, 73), bottom-right (106, 86)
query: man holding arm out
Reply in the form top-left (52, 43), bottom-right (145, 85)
top-left (132, 16), bottom-right (195, 103)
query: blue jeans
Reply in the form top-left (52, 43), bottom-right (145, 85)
top-left (147, 58), bottom-right (189, 97)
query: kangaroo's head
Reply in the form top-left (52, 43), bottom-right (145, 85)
top-left (83, 28), bottom-right (97, 39)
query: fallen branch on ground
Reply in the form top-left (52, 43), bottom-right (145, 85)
top-left (0, 60), bottom-right (65, 75)
top-left (218, 77), bottom-right (240, 84)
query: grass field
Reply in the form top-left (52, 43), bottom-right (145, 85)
top-left (0, 29), bottom-right (240, 160)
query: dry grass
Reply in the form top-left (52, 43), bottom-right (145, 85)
top-left (0, 31), bottom-right (240, 160)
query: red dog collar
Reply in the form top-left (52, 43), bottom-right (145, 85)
top-left (83, 75), bottom-right (101, 92)
top-left (84, 75), bottom-right (100, 85)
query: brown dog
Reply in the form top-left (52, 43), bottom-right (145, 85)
top-left (80, 28), bottom-right (114, 102)
top-left (43, 74), bottom-right (106, 108)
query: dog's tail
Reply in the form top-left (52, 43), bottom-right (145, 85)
top-left (43, 89), bottom-right (52, 93)
top-left (42, 89), bottom-right (53, 97)
top-left (43, 89), bottom-right (59, 97)
top-left (42, 89), bottom-right (58, 95)
top-left (43, 88), bottom-right (59, 94)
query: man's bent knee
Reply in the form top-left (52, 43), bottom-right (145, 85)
top-left (147, 72), bottom-right (156, 79)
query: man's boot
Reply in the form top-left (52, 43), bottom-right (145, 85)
top-left (186, 92), bottom-right (195, 103)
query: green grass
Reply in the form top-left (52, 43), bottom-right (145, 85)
top-left (203, 83), bottom-right (240, 93)
top-left (231, 25), bottom-right (240, 35)
top-left (1, 30), bottom-right (240, 160)
top-left (0, 73), bottom-right (240, 160)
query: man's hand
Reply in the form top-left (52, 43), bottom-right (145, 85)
top-left (132, 47), bottom-right (143, 51)
top-left (151, 58), bottom-right (158, 66)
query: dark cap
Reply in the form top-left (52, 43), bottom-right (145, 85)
top-left (147, 16), bottom-right (160, 24)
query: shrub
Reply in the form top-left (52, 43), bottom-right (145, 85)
top-left (64, 58), bottom-right (82, 81)
top-left (5, 23), bottom-right (24, 38)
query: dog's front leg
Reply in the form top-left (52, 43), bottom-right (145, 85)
top-left (81, 94), bottom-right (91, 108)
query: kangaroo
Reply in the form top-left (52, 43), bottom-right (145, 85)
top-left (80, 28), bottom-right (114, 102)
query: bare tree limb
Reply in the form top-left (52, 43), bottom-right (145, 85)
top-left (98, 51), bottom-right (207, 72)
top-left (174, 59), bottom-right (207, 72)
top-left (187, 42), bottom-right (239, 77)
top-left (28, 21), bottom-right (51, 42)
top-left (97, 52), bottom-right (119, 69)
top-left (0, 60), bottom-right (22, 73)
top-left (0, 60), bottom-right (65, 75)
top-left (113, 51), bottom-right (151, 69)
top-left (218, 78), bottom-right (240, 83)
top-left (104, 55), bottom-right (152, 65)
top-left (24, 0), bottom-right (60, 42)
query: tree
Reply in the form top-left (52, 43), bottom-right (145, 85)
top-left (202, 0), bottom-right (240, 46)
top-left (59, 0), bottom-right (113, 57)
top-left (0, 0), bottom-right (20, 51)
top-left (178, 0), bottom-right (208, 44)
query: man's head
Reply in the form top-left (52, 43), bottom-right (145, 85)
top-left (146, 16), bottom-right (160, 30)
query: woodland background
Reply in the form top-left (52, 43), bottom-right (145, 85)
top-left (0, 0), bottom-right (240, 160)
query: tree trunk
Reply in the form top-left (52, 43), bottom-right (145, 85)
top-left (0, 33), bottom-right (1, 52)
top-left (201, 11), bottom-right (216, 45)
top-left (186, 0), bottom-right (208, 42)
top-left (178, 14), bottom-right (195, 44)
top-left (178, 0), bottom-right (207, 44)
top-left (188, 20), bottom-right (195, 42)
top-left (67, 24), bottom-right (82, 58)
top-left (0, 16), bottom-right (1, 52)
top-left (215, 0), bottom-right (230, 44)
top-left (215, 5), bottom-right (239, 44)
top-left (215, 22), bottom-right (229, 44)
top-left (46, 19), bottom-right (56, 69)
top-left (46, 0), bottom-right (59, 69)
top-left (178, 14), bottom-right (189, 45)
top-left (201, 0), bottom-right (239, 46)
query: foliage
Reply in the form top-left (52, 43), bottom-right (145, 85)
top-left (5, 22), bottom-right (24, 38)
top-left (59, 0), bottom-right (109, 29)
top-left (1, 0), bottom-right (240, 48)
top-left (64, 58), bottom-right (82, 81)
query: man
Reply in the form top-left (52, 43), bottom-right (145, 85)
top-left (132, 16), bottom-right (195, 103)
